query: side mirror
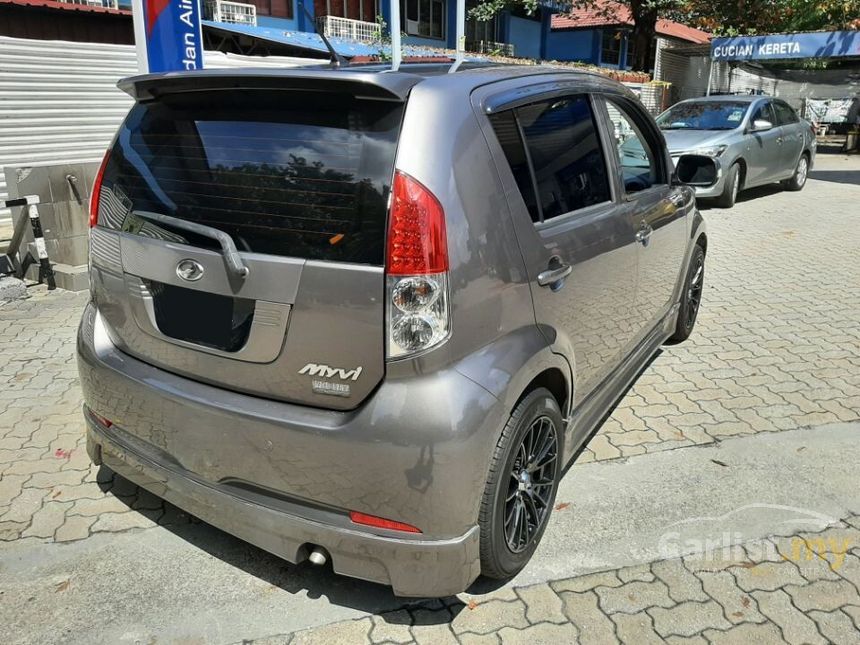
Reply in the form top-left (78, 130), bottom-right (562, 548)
top-left (674, 154), bottom-right (719, 188)
top-left (750, 119), bottom-right (773, 133)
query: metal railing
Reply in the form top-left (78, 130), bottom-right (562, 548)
top-left (317, 15), bottom-right (381, 42)
top-left (55, 0), bottom-right (120, 8)
top-left (466, 40), bottom-right (515, 57)
top-left (204, 0), bottom-right (257, 26)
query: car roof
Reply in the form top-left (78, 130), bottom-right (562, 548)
top-left (120, 62), bottom-right (627, 102)
top-left (677, 95), bottom-right (767, 104)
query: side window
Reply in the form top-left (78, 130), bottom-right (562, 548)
top-left (604, 98), bottom-right (665, 194)
top-left (489, 95), bottom-right (611, 224)
top-left (773, 101), bottom-right (799, 125)
top-left (751, 101), bottom-right (775, 125)
top-left (488, 111), bottom-right (541, 223)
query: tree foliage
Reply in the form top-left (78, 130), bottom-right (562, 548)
top-left (470, 0), bottom-right (860, 72)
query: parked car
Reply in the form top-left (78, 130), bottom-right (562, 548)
top-left (78, 64), bottom-right (710, 597)
top-left (626, 95), bottom-right (816, 208)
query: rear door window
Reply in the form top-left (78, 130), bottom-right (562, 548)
top-left (773, 101), bottom-right (799, 125)
top-left (489, 95), bottom-right (612, 223)
top-left (99, 90), bottom-right (403, 265)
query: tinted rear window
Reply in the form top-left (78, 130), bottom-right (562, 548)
top-left (99, 90), bottom-right (403, 264)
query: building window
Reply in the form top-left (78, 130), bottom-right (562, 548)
top-left (402, 0), bottom-right (445, 39)
top-left (625, 35), bottom-right (634, 67)
top-left (253, 0), bottom-right (293, 19)
top-left (601, 29), bottom-right (620, 65)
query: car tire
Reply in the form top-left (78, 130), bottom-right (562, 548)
top-left (669, 244), bottom-right (705, 343)
top-left (479, 387), bottom-right (563, 580)
top-left (715, 163), bottom-right (740, 208)
top-left (782, 153), bottom-right (809, 192)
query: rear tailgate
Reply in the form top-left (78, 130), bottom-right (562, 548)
top-left (90, 72), bottom-right (411, 410)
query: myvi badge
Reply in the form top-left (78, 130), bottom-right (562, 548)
top-left (132, 0), bottom-right (204, 73)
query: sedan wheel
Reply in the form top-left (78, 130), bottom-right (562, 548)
top-left (784, 155), bottom-right (809, 192)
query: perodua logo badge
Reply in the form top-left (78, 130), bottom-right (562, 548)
top-left (176, 259), bottom-right (204, 282)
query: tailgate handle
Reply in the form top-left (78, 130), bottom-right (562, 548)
top-left (135, 211), bottom-right (250, 279)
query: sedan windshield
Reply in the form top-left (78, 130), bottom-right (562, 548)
top-left (657, 101), bottom-right (750, 131)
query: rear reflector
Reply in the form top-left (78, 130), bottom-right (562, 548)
top-left (386, 171), bottom-right (448, 276)
top-left (349, 510), bottom-right (422, 533)
top-left (89, 151), bottom-right (110, 228)
top-left (89, 410), bottom-right (113, 428)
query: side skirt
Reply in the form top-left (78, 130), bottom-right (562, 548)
top-left (560, 310), bottom-right (676, 467)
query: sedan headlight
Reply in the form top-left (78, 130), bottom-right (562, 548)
top-left (689, 145), bottom-right (728, 157)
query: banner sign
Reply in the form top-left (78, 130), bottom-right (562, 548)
top-left (132, 0), bottom-right (205, 73)
top-left (711, 30), bottom-right (860, 62)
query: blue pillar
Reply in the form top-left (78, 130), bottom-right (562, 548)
top-left (297, 0), bottom-right (314, 32)
top-left (591, 29), bottom-right (602, 65)
top-left (539, 9), bottom-right (551, 60)
top-left (499, 10), bottom-right (510, 44)
top-left (446, 0), bottom-right (458, 49)
top-left (381, 0), bottom-right (392, 33)
top-left (619, 33), bottom-right (629, 68)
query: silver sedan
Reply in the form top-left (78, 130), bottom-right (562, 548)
top-left (635, 96), bottom-right (817, 208)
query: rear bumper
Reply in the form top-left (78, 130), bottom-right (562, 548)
top-left (77, 303), bottom-right (500, 596)
top-left (85, 415), bottom-right (479, 597)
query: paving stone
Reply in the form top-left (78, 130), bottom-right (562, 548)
top-left (611, 611), bottom-right (663, 644)
top-left (684, 551), bottom-right (751, 573)
top-left (459, 633), bottom-right (500, 645)
top-left (495, 621), bottom-right (579, 644)
top-left (68, 495), bottom-right (132, 516)
top-left (559, 591), bottom-right (617, 645)
top-left (784, 579), bottom-right (860, 612)
top-left (765, 536), bottom-right (842, 581)
top-left (369, 610), bottom-right (412, 644)
top-left (752, 590), bottom-right (826, 645)
top-left (450, 600), bottom-right (528, 635)
top-left (730, 561), bottom-right (807, 592)
top-left (617, 563), bottom-right (655, 583)
top-left (697, 571), bottom-right (766, 624)
top-left (410, 609), bottom-right (458, 645)
top-left (0, 520), bottom-right (27, 541)
top-left (0, 486), bottom-right (47, 523)
top-left (652, 559), bottom-right (709, 603)
top-left (515, 583), bottom-right (565, 624)
top-left (808, 609), bottom-right (860, 645)
top-left (551, 570), bottom-right (622, 593)
top-left (664, 636), bottom-right (708, 645)
top-left (702, 622), bottom-right (785, 645)
top-left (54, 514), bottom-right (95, 542)
top-left (842, 606), bottom-right (860, 631)
top-left (90, 510), bottom-right (157, 533)
top-left (595, 580), bottom-right (674, 614)
top-left (0, 474), bottom-right (27, 506)
top-left (292, 618), bottom-right (372, 645)
top-left (22, 500), bottom-right (72, 539)
top-left (648, 601), bottom-right (731, 638)
top-left (585, 434), bottom-right (622, 461)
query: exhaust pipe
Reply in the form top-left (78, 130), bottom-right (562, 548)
top-left (308, 547), bottom-right (328, 566)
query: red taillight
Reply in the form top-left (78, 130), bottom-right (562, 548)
top-left (386, 171), bottom-right (448, 276)
top-left (349, 510), bottom-right (422, 533)
top-left (89, 150), bottom-right (110, 228)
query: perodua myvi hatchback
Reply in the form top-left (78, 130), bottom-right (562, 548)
top-left (78, 63), bottom-right (709, 597)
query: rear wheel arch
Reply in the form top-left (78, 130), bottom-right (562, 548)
top-left (516, 368), bottom-right (570, 420)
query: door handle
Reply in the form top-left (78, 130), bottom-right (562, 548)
top-left (537, 262), bottom-right (572, 288)
top-left (635, 224), bottom-right (653, 246)
top-left (777, 137), bottom-right (784, 145)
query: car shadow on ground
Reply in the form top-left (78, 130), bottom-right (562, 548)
top-left (93, 350), bottom-right (663, 626)
top-left (808, 168), bottom-right (860, 186)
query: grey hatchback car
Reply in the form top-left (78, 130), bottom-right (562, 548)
top-left (78, 64), bottom-right (709, 597)
top-left (653, 95), bottom-right (816, 208)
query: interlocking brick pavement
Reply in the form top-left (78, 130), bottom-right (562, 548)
top-left (253, 517), bottom-right (860, 644)
top-left (0, 154), bottom-right (859, 642)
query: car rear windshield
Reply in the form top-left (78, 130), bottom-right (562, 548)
top-left (98, 89), bottom-right (403, 264)
top-left (657, 101), bottom-right (750, 131)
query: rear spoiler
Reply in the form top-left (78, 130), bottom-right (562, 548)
top-left (118, 68), bottom-right (421, 102)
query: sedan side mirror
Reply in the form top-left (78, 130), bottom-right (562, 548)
top-left (674, 154), bottom-right (719, 188)
top-left (750, 119), bottom-right (773, 133)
